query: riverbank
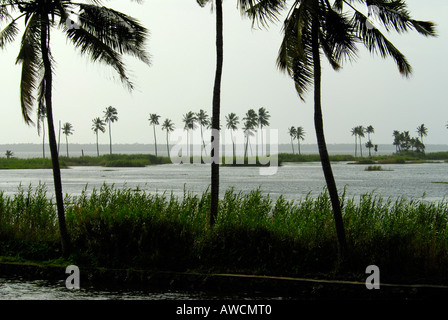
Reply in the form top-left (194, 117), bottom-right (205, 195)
top-left (1, 151), bottom-right (447, 169)
top-left (1, 184), bottom-right (448, 295)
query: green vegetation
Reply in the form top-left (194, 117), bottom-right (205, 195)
top-left (364, 165), bottom-right (384, 171)
top-left (1, 184), bottom-right (448, 284)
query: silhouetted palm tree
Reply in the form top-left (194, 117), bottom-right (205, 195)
top-left (356, 126), bottom-right (365, 157)
top-left (257, 107), bottom-right (270, 155)
top-left (104, 106), bottom-right (118, 155)
top-left (416, 124), bottom-right (428, 145)
top-left (196, 109), bottom-right (210, 156)
top-left (161, 118), bottom-right (175, 158)
top-left (243, 109), bottom-right (258, 157)
top-left (183, 111), bottom-right (197, 158)
top-left (366, 125), bottom-right (375, 156)
top-left (288, 126), bottom-right (296, 154)
top-left (5, 150), bottom-right (13, 159)
top-left (296, 126), bottom-right (305, 155)
top-left (0, 0), bottom-right (151, 258)
top-left (197, 0), bottom-right (286, 226)
top-left (277, 0), bottom-right (435, 255)
top-left (148, 113), bottom-right (161, 156)
top-left (225, 112), bottom-right (239, 160)
top-left (351, 127), bottom-right (358, 157)
top-left (62, 122), bottom-right (74, 157)
top-left (92, 117), bottom-right (106, 157)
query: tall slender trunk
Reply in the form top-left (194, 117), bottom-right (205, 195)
top-left (166, 131), bottom-right (170, 158)
top-left (311, 18), bottom-right (347, 256)
top-left (109, 122), bottom-right (112, 155)
top-left (41, 17), bottom-right (70, 258)
top-left (96, 132), bottom-right (99, 156)
top-left (153, 124), bottom-right (157, 157)
top-left (65, 135), bottom-right (69, 157)
top-left (210, 0), bottom-right (223, 226)
top-left (290, 137), bottom-right (295, 154)
top-left (42, 120), bottom-right (45, 158)
top-left (354, 134), bottom-right (357, 157)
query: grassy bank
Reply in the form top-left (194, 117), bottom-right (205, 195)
top-left (278, 151), bottom-right (448, 164)
top-left (0, 154), bottom-right (171, 169)
top-left (1, 184), bottom-right (448, 284)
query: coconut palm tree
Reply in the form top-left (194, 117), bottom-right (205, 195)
top-left (196, 109), bottom-right (210, 156)
top-left (277, 0), bottom-right (435, 255)
top-left (161, 118), bottom-right (175, 158)
top-left (197, 0), bottom-right (286, 226)
top-left (257, 107), bottom-right (271, 155)
top-left (62, 122), bottom-right (74, 157)
top-left (356, 126), bottom-right (365, 157)
top-left (225, 112), bottom-right (239, 160)
top-left (104, 106), bottom-right (118, 155)
top-left (148, 113), bottom-right (161, 156)
top-left (243, 121), bottom-right (255, 158)
top-left (393, 130), bottom-right (401, 153)
top-left (366, 125), bottom-right (375, 156)
top-left (5, 150), bottom-right (13, 159)
top-left (351, 127), bottom-right (358, 157)
top-left (296, 126), bottom-right (305, 155)
top-left (243, 109), bottom-right (258, 157)
top-left (182, 111), bottom-right (197, 159)
top-left (0, 0), bottom-right (150, 258)
top-left (92, 117), bottom-right (106, 157)
top-left (288, 126), bottom-right (296, 154)
top-left (416, 124), bottom-right (428, 145)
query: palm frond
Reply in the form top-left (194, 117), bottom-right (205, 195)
top-left (64, 24), bottom-right (133, 90)
top-left (0, 16), bottom-right (20, 48)
top-left (351, 10), bottom-right (411, 76)
top-left (71, 4), bottom-right (151, 65)
top-left (15, 12), bottom-right (42, 125)
top-left (239, 0), bottom-right (287, 28)
top-left (277, 5), bottom-right (314, 100)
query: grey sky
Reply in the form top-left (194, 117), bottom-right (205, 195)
top-left (0, 0), bottom-right (447, 146)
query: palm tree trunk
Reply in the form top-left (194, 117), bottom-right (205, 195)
top-left (96, 132), bottom-right (99, 156)
top-left (290, 137), bottom-right (295, 154)
top-left (210, 0), bottom-right (223, 226)
top-left (311, 18), bottom-right (347, 257)
top-left (66, 135), bottom-right (69, 157)
top-left (153, 124), bottom-right (158, 157)
top-left (41, 18), bottom-right (70, 258)
top-left (109, 122), bottom-right (112, 155)
top-left (166, 131), bottom-right (170, 158)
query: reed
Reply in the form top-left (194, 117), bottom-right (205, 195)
top-left (1, 184), bottom-right (447, 282)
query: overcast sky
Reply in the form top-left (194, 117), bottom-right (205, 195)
top-left (0, 0), bottom-right (446, 146)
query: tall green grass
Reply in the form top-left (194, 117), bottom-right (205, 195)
top-left (1, 184), bottom-right (447, 282)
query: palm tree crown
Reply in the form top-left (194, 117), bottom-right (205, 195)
top-left (161, 118), bottom-right (175, 158)
top-left (62, 122), bottom-right (74, 157)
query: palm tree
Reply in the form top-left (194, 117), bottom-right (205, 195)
top-left (182, 111), bottom-right (197, 159)
top-left (5, 150), bottom-right (13, 159)
top-left (356, 126), bottom-right (365, 157)
top-left (416, 124), bottom-right (428, 145)
top-left (288, 126), bottom-right (297, 154)
top-left (197, 0), bottom-right (286, 226)
top-left (243, 109), bottom-right (258, 157)
top-left (225, 112), bottom-right (239, 160)
top-left (0, 0), bottom-right (151, 258)
top-left (393, 130), bottom-right (401, 153)
top-left (277, 0), bottom-right (435, 255)
top-left (365, 140), bottom-right (374, 157)
top-left (366, 125), bottom-right (375, 157)
top-left (351, 127), bottom-right (358, 157)
top-left (196, 109), bottom-right (210, 156)
top-left (161, 118), bottom-right (175, 158)
top-left (104, 106), bottom-right (118, 155)
top-left (148, 113), bottom-right (161, 157)
top-left (92, 117), bottom-right (106, 157)
top-left (257, 107), bottom-right (271, 155)
top-left (296, 126), bottom-right (305, 155)
top-left (62, 122), bottom-right (74, 157)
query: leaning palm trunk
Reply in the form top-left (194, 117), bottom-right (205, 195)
top-left (311, 19), bottom-right (347, 256)
top-left (41, 17), bottom-right (70, 258)
top-left (210, 0), bottom-right (223, 226)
